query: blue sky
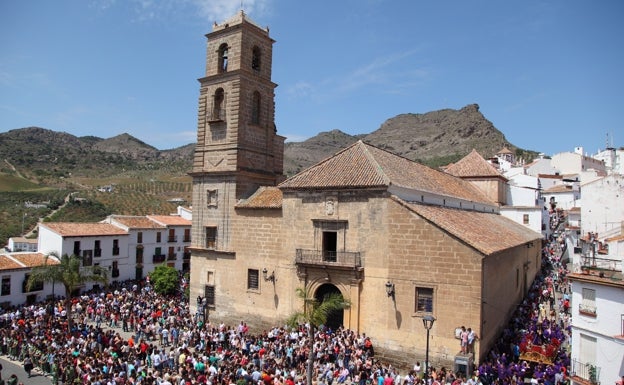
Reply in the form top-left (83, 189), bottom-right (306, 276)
top-left (1, 0), bottom-right (622, 156)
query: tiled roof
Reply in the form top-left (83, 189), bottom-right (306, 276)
top-left (543, 185), bottom-right (572, 193)
top-left (0, 252), bottom-right (59, 271)
top-left (401, 199), bottom-right (542, 255)
top-left (236, 187), bottom-right (283, 209)
top-left (279, 141), bottom-right (493, 204)
top-left (0, 255), bottom-right (23, 270)
top-left (147, 215), bottom-right (191, 226)
top-left (538, 174), bottom-right (562, 179)
top-left (445, 149), bottom-right (504, 178)
top-left (10, 237), bottom-right (37, 244)
top-left (41, 223), bottom-right (128, 237)
top-left (110, 216), bottom-right (165, 229)
top-left (497, 146), bottom-right (514, 155)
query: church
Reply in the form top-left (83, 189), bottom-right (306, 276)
top-left (188, 11), bottom-right (542, 368)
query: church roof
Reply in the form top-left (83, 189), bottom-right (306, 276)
top-left (279, 141), bottom-right (493, 204)
top-left (445, 149), bottom-right (504, 179)
top-left (237, 186), bottom-right (283, 209)
top-left (401, 199), bottom-right (542, 255)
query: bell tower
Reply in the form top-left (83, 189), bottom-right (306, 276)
top-left (190, 11), bottom-right (285, 251)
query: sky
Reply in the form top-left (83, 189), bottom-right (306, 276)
top-left (1, 0), bottom-right (623, 156)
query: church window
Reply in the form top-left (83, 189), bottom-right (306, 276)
top-left (218, 43), bottom-right (228, 72)
top-left (204, 285), bottom-right (215, 307)
top-left (205, 227), bottom-right (217, 249)
top-left (251, 91), bottom-right (261, 125)
top-left (251, 46), bottom-right (261, 71)
top-left (415, 287), bottom-right (433, 313)
top-left (247, 269), bottom-right (259, 290)
top-left (212, 89), bottom-right (225, 121)
top-left (207, 189), bottom-right (218, 207)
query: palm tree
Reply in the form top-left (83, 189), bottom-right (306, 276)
top-left (27, 252), bottom-right (108, 330)
top-left (286, 287), bottom-right (351, 385)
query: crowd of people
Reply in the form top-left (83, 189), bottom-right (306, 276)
top-left (0, 234), bottom-right (572, 385)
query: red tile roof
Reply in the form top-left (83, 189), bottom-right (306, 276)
top-left (0, 252), bottom-right (59, 271)
top-left (110, 216), bottom-right (165, 229)
top-left (401, 198), bottom-right (542, 255)
top-left (147, 215), bottom-right (191, 226)
top-left (445, 149), bottom-right (504, 179)
top-left (279, 141), bottom-right (493, 204)
top-left (237, 187), bottom-right (283, 209)
top-left (40, 223), bottom-right (128, 237)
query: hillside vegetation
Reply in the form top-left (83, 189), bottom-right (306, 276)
top-left (0, 104), bottom-right (539, 247)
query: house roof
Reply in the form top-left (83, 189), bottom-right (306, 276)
top-left (40, 223), bottom-right (128, 237)
top-left (0, 252), bottom-right (59, 271)
top-left (147, 215), bottom-right (191, 226)
top-left (237, 186), bottom-right (283, 209)
top-left (109, 216), bottom-right (165, 229)
top-left (543, 184), bottom-right (573, 193)
top-left (401, 199), bottom-right (542, 255)
top-left (9, 237), bottom-right (37, 244)
top-left (497, 146), bottom-right (514, 155)
top-left (279, 141), bottom-right (493, 204)
top-left (445, 149), bottom-right (505, 179)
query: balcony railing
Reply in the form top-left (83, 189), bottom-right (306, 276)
top-left (111, 269), bottom-right (120, 278)
top-left (153, 254), bottom-right (166, 263)
top-left (167, 253), bottom-right (177, 261)
top-left (183, 237), bottom-right (191, 242)
top-left (168, 236), bottom-right (177, 243)
top-left (94, 248), bottom-right (102, 257)
top-left (580, 254), bottom-right (622, 279)
top-left (295, 249), bottom-right (361, 268)
top-left (571, 359), bottom-right (600, 384)
top-left (183, 252), bottom-right (191, 259)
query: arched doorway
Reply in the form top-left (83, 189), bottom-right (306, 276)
top-left (314, 283), bottom-right (344, 331)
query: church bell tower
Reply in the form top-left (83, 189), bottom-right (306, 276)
top-left (189, 11), bottom-right (285, 252)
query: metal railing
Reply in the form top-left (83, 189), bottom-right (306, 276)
top-left (571, 359), bottom-right (600, 384)
top-left (295, 249), bottom-right (361, 268)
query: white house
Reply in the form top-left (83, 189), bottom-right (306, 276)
top-left (551, 147), bottom-right (606, 179)
top-left (593, 146), bottom-right (624, 175)
top-left (38, 222), bottom-right (131, 289)
top-left (7, 237), bottom-right (38, 252)
top-left (0, 252), bottom-right (62, 306)
top-left (580, 174), bottom-right (624, 238)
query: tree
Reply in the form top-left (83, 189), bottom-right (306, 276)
top-left (149, 264), bottom-right (179, 295)
top-left (286, 287), bottom-right (350, 385)
top-left (27, 252), bottom-right (108, 330)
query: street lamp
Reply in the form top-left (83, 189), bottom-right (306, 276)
top-left (422, 315), bottom-right (436, 378)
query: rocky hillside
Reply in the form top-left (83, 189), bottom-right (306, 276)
top-left (0, 105), bottom-right (537, 182)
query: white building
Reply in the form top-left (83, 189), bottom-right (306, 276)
top-left (580, 174), bottom-right (624, 238)
top-left (0, 252), bottom-right (62, 306)
top-left (551, 147), bottom-right (606, 179)
top-left (593, 147), bottom-right (624, 175)
top-left (38, 222), bottom-right (131, 288)
top-left (7, 237), bottom-right (38, 252)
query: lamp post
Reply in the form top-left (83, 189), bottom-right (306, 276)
top-left (422, 315), bottom-right (436, 379)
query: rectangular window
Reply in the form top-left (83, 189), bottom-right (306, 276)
top-left (73, 241), bottom-right (81, 256)
top-left (580, 288), bottom-right (597, 315)
top-left (136, 247), bottom-right (144, 264)
top-left (156, 232), bottom-right (162, 243)
top-left (523, 214), bottom-right (530, 225)
top-left (207, 189), bottom-right (218, 207)
top-left (1, 276), bottom-right (10, 296)
top-left (137, 232), bottom-right (143, 243)
top-left (247, 269), bottom-right (259, 290)
top-left (168, 229), bottom-right (176, 242)
top-left (112, 239), bottom-right (120, 256)
top-left (94, 240), bottom-right (101, 257)
top-left (204, 285), bottom-right (215, 307)
top-left (322, 231), bottom-right (337, 262)
top-left (184, 229), bottom-right (191, 242)
top-left (415, 287), bottom-right (434, 313)
top-left (206, 227), bottom-right (217, 249)
top-left (83, 250), bottom-right (93, 267)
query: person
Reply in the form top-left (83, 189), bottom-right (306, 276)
top-left (467, 328), bottom-right (477, 354)
top-left (6, 374), bottom-right (17, 385)
top-left (23, 355), bottom-right (33, 378)
top-left (460, 327), bottom-right (468, 354)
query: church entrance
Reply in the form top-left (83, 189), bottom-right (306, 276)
top-left (314, 283), bottom-right (344, 331)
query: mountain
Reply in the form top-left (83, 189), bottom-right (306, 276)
top-left (0, 105), bottom-right (537, 183)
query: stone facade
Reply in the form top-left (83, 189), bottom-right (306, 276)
top-left (189, 12), bottom-right (543, 370)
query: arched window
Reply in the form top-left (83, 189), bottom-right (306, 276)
top-left (251, 46), bottom-right (261, 71)
top-left (218, 44), bottom-right (228, 73)
top-left (251, 91), bottom-right (261, 125)
top-left (212, 88), bottom-right (225, 121)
